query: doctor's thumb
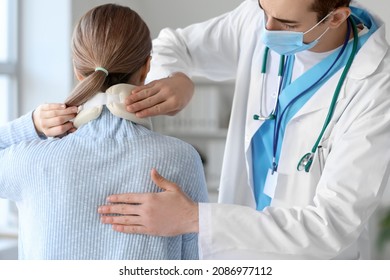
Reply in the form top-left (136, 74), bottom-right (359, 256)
top-left (150, 168), bottom-right (179, 192)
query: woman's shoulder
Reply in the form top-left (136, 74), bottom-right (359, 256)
top-left (146, 131), bottom-right (202, 159)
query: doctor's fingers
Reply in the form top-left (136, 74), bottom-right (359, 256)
top-left (112, 224), bottom-right (157, 236)
top-left (126, 91), bottom-right (177, 117)
top-left (105, 192), bottom-right (152, 204)
top-left (134, 100), bottom-right (183, 118)
top-left (100, 214), bottom-right (143, 226)
top-left (127, 95), bottom-right (169, 118)
top-left (104, 215), bottom-right (172, 236)
top-left (101, 216), bottom-right (156, 235)
top-left (98, 203), bottom-right (143, 215)
top-left (126, 80), bottom-right (185, 117)
top-left (126, 83), bottom-right (158, 105)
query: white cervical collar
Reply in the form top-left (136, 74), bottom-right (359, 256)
top-left (73, 84), bottom-right (152, 130)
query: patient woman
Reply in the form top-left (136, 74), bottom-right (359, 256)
top-left (0, 4), bottom-right (208, 259)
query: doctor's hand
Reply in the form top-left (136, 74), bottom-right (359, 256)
top-left (98, 169), bottom-right (199, 236)
top-left (33, 103), bottom-right (78, 137)
top-left (125, 72), bottom-right (194, 118)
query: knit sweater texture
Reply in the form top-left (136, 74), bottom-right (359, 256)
top-left (0, 108), bottom-right (208, 259)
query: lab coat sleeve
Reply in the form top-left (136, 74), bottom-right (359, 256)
top-left (199, 82), bottom-right (390, 259)
top-left (147, 0), bottom-right (257, 82)
top-left (0, 111), bottom-right (43, 150)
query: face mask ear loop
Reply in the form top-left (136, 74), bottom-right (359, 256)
top-left (315, 27), bottom-right (330, 42)
top-left (304, 11), bottom-right (334, 35)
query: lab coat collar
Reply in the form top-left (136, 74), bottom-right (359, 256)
top-left (290, 13), bottom-right (387, 121)
top-left (348, 24), bottom-right (388, 80)
top-left (348, 5), bottom-right (388, 80)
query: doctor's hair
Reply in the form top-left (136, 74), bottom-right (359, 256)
top-left (310, 0), bottom-right (351, 22)
top-left (65, 4), bottom-right (152, 107)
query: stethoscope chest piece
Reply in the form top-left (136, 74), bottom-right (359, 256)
top-left (253, 114), bottom-right (275, 121)
top-left (297, 152), bottom-right (314, 172)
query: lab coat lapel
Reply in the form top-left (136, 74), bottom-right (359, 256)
top-left (347, 24), bottom-right (388, 80)
top-left (287, 70), bottom-right (344, 122)
top-left (290, 7), bottom-right (383, 121)
top-left (280, 45), bottom-right (352, 123)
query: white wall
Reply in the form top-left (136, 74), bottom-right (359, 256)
top-left (358, 0), bottom-right (390, 41)
top-left (132, 0), bottom-right (245, 39)
top-left (19, 0), bottom-right (72, 114)
top-left (18, 0), bottom-right (244, 114)
top-left (71, 0), bottom-right (244, 39)
top-left (71, 1), bottom-right (143, 33)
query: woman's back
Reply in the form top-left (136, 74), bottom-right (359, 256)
top-left (4, 108), bottom-right (208, 259)
top-left (0, 4), bottom-right (209, 259)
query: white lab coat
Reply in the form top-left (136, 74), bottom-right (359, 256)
top-left (148, 0), bottom-right (390, 259)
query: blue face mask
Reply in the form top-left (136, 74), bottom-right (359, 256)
top-left (261, 12), bottom-right (333, 56)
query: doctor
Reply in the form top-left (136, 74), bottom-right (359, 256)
top-left (96, 0), bottom-right (390, 259)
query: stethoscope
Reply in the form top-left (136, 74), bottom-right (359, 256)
top-left (253, 17), bottom-right (359, 173)
top-left (253, 46), bottom-right (285, 121)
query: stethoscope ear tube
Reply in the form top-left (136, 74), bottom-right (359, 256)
top-left (254, 50), bottom-right (285, 121)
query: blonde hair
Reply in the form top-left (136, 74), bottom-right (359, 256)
top-left (65, 4), bottom-right (152, 106)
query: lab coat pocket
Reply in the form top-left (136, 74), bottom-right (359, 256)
top-left (317, 146), bottom-right (325, 175)
top-left (315, 117), bottom-right (337, 174)
top-left (271, 170), bottom-right (319, 207)
top-left (316, 129), bottom-right (333, 175)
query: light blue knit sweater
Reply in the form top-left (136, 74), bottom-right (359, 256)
top-left (0, 108), bottom-right (208, 259)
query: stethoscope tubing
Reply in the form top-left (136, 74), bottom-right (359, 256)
top-left (255, 50), bottom-right (285, 121)
top-left (257, 17), bottom-right (359, 173)
top-left (296, 17), bottom-right (359, 172)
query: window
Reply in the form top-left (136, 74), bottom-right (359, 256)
top-left (0, 77), bottom-right (11, 125)
top-left (0, 0), bottom-right (18, 126)
top-left (0, 0), bottom-right (18, 235)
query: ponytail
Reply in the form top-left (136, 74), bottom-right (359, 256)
top-left (65, 70), bottom-right (107, 107)
top-left (65, 4), bottom-right (152, 107)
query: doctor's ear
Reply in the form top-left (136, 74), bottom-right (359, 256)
top-left (328, 7), bottom-right (351, 29)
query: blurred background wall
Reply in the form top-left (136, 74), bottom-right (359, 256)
top-left (18, 0), bottom-right (389, 113)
